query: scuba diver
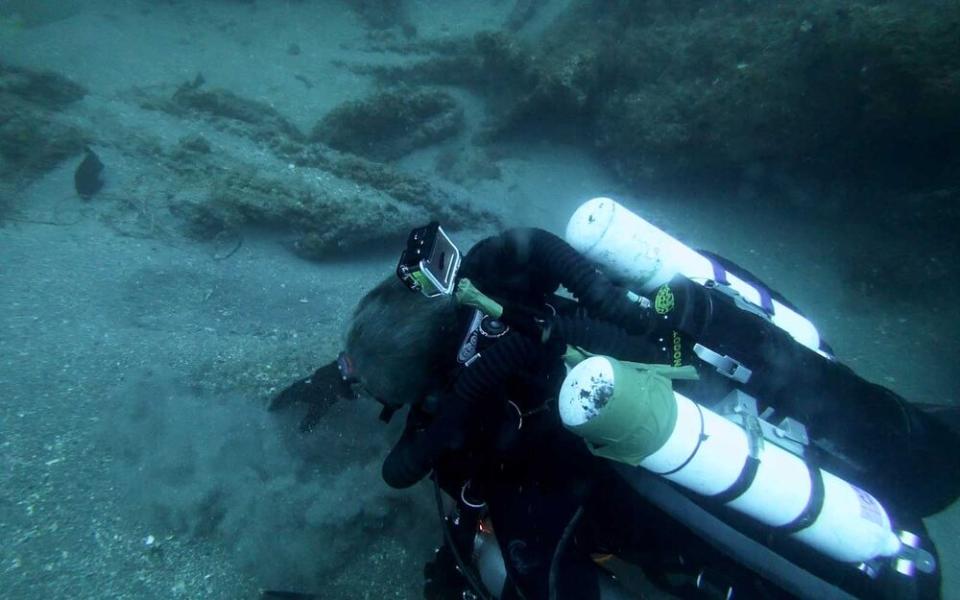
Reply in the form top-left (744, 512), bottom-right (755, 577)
top-left (269, 197), bottom-right (960, 600)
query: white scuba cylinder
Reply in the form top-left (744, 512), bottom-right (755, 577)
top-left (564, 197), bottom-right (824, 353)
top-left (559, 355), bottom-right (903, 565)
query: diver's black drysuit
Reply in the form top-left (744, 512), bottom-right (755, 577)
top-left (383, 231), bottom-right (667, 600)
top-left (381, 228), bottom-right (959, 600)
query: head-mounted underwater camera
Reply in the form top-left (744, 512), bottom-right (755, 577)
top-left (397, 222), bottom-right (462, 297)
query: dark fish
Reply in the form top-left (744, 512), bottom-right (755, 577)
top-left (261, 592), bottom-right (318, 599)
top-left (74, 146), bottom-right (104, 199)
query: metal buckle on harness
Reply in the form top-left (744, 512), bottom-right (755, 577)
top-left (693, 343), bottom-right (753, 384)
top-left (715, 390), bottom-right (809, 457)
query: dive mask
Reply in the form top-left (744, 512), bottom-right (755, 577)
top-left (337, 351), bottom-right (400, 422)
top-left (336, 351), bottom-right (358, 385)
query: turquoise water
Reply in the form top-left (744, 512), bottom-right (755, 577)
top-left (1, 1), bottom-right (957, 598)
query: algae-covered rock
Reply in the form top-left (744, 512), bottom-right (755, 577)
top-left (312, 88), bottom-right (464, 161)
top-left (358, 31), bottom-right (538, 97)
top-left (170, 165), bottom-right (433, 258)
top-left (0, 63), bottom-right (86, 109)
top-left (317, 153), bottom-right (494, 229)
top-left (572, 2), bottom-right (960, 186)
top-left (166, 78), bottom-right (306, 153)
top-left (148, 84), bottom-right (500, 258)
top-left (355, 2), bottom-right (960, 191)
top-left (0, 109), bottom-right (84, 179)
top-left (0, 63), bottom-right (86, 181)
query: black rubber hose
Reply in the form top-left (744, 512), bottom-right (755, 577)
top-left (463, 229), bottom-right (650, 332)
top-left (548, 506), bottom-right (585, 600)
top-left (522, 229), bottom-right (649, 330)
top-left (552, 314), bottom-right (661, 362)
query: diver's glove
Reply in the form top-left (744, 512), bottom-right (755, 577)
top-left (382, 413), bottom-right (460, 489)
top-left (269, 360), bottom-right (354, 433)
top-left (382, 398), bottom-right (470, 489)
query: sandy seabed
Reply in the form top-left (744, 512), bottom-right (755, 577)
top-left (1, 1), bottom-right (957, 598)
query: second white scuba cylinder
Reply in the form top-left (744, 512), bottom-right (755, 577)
top-left (564, 197), bottom-right (823, 353)
top-left (558, 355), bottom-right (903, 565)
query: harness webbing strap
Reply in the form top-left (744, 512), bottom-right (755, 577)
top-left (709, 258), bottom-right (776, 315)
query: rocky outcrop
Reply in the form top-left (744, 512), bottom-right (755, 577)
top-left (0, 63), bottom-right (86, 181)
top-left (138, 79), bottom-right (499, 258)
top-left (312, 88), bottom-right (464, 161)
top-left (347, 1), bottom-right (960, 193)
